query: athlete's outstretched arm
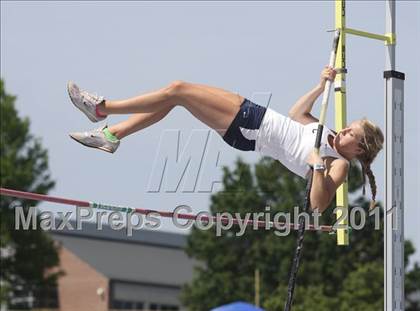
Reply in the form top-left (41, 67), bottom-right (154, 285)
top-left (288, 66), bottom-right (336, 125)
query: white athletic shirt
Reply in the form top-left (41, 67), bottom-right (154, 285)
top-left (250, 108), bottom-right (349, 178)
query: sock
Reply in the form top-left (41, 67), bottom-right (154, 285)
top-left (96, 104), bottom-right (107, 118)
top-left (103, 127), bottom-right (119, 142)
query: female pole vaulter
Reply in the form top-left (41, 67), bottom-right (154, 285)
top-left (67, 67), bottom-right (383, 212)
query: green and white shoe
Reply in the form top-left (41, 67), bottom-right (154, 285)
top-left (69, 126), bottom-right (120, 153)
top-left (67, 81), bottom-right (106, 123)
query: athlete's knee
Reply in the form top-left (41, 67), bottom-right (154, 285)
top-left (166, 80), bottom-right (188, 98)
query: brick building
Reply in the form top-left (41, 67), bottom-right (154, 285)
top-left (49, 221), bottom-right (196, 311)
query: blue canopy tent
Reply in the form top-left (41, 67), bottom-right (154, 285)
top-left (211, 302), bottom-right (265, 311)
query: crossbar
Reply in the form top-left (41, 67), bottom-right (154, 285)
top-left (0, 187), bottom-right (334, 232)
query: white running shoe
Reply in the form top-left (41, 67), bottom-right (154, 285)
top-left (67, 81), bottom-right (106, 122)
top-left (69, 126), bottom-right (120, 153)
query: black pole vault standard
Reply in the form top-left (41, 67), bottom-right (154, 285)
top-left (284, 29), bottom-right (341, 311)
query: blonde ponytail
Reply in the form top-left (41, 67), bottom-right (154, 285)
top-left (356, 118), bottom-right (384, 210)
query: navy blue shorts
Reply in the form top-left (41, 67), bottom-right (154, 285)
top-left (222, 98), bottom-right (267, 151)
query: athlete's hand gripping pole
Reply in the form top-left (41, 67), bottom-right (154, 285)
top-left (284, 29), bottom-right (341, 311)
top-left (315, 29), bottom-right (341, 151)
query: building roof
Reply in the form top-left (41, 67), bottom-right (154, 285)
top-left (48, 221), bottom-right (196, 287)
top-left (50, 220), bottom-right (187, 249)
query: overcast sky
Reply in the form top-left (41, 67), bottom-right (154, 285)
top-left (1, 1), bottom-right (419, 264)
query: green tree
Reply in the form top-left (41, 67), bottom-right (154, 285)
top-left (0, 79), bottom-right (60, 307)
top-left (181, 156), bottom-right (420, 310)
top-left (338, 261), bottom-right (384, 311)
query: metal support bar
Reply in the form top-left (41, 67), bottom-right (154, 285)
top-left (384, 2), bottom-right (404, 310)
top-left (342, 27), bottom-right (396, 45)
top-left (384, 70), bottom-right (405, 311)
top-left (335, 0), bottom-right (350, 246)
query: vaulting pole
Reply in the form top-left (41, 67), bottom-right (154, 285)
top-left (284, 29), bottom-right (340, 311)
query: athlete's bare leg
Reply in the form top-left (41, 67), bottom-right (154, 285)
top-left (101, 81), bottom-right (244, 139)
